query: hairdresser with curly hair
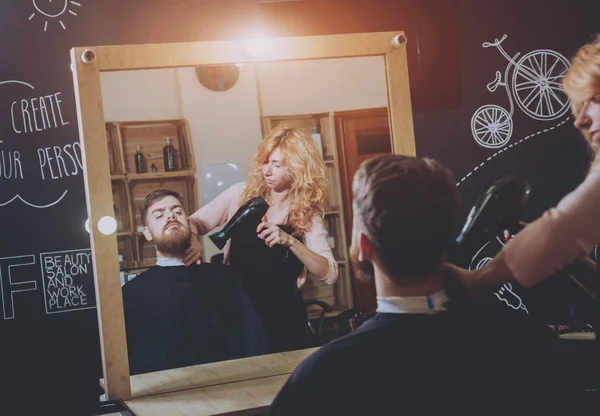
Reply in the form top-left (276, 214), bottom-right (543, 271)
top-left (184, 125), bottom-right (338, 353)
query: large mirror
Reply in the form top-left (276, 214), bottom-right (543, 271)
top-left (71, 32), bottom-right (415, 401)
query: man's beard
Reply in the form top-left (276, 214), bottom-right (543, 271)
top-left (349, 243), bottom-right (374, 282)
top-left (153, 223), bottom-right (191, 256)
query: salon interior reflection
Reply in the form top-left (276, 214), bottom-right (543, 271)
top-left (99, 55), bottom-right (393, 374)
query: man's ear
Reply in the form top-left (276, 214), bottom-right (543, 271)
top-left (142, 226), bottom-right (153, 242)
top-left (358, 232), bottom-right (374, 262)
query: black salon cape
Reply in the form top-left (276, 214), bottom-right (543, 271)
top-left (122, 263), bottom-right (271, 375)
top-left (266, 309), bottom-right (595, 416)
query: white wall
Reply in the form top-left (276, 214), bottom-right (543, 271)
top-left (100, 69), bottom-right (183, 121)
top-left (99, 56), bottom-right (388, 260)
top-left (256, 56), bottom-right (388, 116)
top-left (176, 66), bottom-right (263, 180)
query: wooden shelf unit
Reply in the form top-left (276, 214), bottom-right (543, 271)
top-left (105, 119), bottom-right (200, 270)
top-left (261, 113), bottom-right (354, 314)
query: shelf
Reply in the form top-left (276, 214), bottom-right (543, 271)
top-left (106, 119), bottom-right (201, 269)
top-left (126, 170), bottom-right (195, 181)
top-left (111, 171), bottom-right (195, 181)
top-left (106, 119), bottom-right (195, 177)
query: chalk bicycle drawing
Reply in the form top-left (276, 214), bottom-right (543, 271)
top-left (471, 34), bottom-right (571, 149)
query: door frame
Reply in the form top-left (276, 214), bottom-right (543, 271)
top-left (334, 107), bottom-right (390, 313)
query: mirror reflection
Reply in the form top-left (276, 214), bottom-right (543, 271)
top-left (99, 56), bottom-right (391, 375)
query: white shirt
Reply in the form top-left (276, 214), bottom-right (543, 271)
top-left (156, 257), bottom-right (185, 267)
top-left (376, 290), bottom-right (449, 314)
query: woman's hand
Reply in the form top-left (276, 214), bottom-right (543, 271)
top-left (257, 216), bottom-right (294, 248)
top-left (183, 234), bottom-right (203, 266)
top-left (442, 252), bottom-right (515, 300)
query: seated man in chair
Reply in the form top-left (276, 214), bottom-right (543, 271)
top-left (266, 155), bottom-right (593, 415)
top-left (122, 189), bottom-right (270, 375)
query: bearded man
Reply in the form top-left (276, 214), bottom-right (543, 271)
top-left (122, 189), bottom-right (270, 375)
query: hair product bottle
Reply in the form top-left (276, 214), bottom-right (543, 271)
top-left (163, 137), bottom-right (175, 172)
top-left (135, 144), bottom-right (145, 173)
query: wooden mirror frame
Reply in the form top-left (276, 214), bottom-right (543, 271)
top-left (70, 30), bottom-right (415, 401)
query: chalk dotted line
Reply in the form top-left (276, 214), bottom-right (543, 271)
top-left (456, 116), bottom-right (572, 186)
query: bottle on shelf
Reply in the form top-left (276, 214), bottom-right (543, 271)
top-left (311, 128), bottom-right (324, 157)
top-left (134, 144), bottom-right (145, 173)
top-left (163, 137), bottom-right (176, 172)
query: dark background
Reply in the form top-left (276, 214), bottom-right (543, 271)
top-left (0, 0), bottom-right (598, 413)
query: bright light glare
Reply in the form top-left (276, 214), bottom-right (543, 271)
top-left (243, 37), bottom-right (273, 59)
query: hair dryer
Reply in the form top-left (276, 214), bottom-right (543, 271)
top-left (455, 175), bottom-right (531, 247)
top-left (209, 196), bottom-right (270, 250)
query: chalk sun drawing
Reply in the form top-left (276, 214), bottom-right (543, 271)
top-left (470, 236), bottom-right (529, 315)
top-left (0, 79), bottom-right (69, 209)
top-left (471, 34), bottom-right (571, 149)
top-left (29, 0), bottom-right (81, 32)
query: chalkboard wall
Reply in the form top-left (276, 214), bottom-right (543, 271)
top-left (1, 0), bottom-right (598, 413)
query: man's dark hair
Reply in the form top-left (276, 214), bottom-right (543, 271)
top-left (352, 154), bottom-right (459, 282)
top-left (140, 189), bottom-right (184, 226)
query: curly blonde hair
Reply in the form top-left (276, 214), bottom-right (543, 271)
top-left (563, 33), bottom-right (600, 143)
top-left (239, 124), bottom-right (329, 237)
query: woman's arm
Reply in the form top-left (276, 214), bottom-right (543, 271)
top-left (188, 183), bottom-right (242, 235)
top-left (501, 162), bottom-right (600, 287)
top-left (301, 215), bottom-right (338, 284)
top-left (183, 183), bottom-right (243, 265)
top-left (257, 215), bottom-right (338, 284)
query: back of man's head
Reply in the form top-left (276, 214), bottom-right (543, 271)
top-left (352, 154), bottom-right (459, 284)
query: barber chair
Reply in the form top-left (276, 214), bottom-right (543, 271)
top-left (303, 300), bottom-right (364, 347)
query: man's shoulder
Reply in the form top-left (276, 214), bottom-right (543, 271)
top-left (121, 267), bottom-right (164, 306)
top-left (458, 304), bottom-right (555, 340)
top-left (122, 267), bottom-right (157, 289)
top-left (290, 324), bottom-right (380, 379)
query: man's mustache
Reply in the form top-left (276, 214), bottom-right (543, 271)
top-left (163, 221), bottom-right (182, 231)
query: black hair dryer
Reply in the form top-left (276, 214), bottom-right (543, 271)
top-left (455, 175), bottom-right (531, 248)
top-left (209, 196), bottom-right (270, 250)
